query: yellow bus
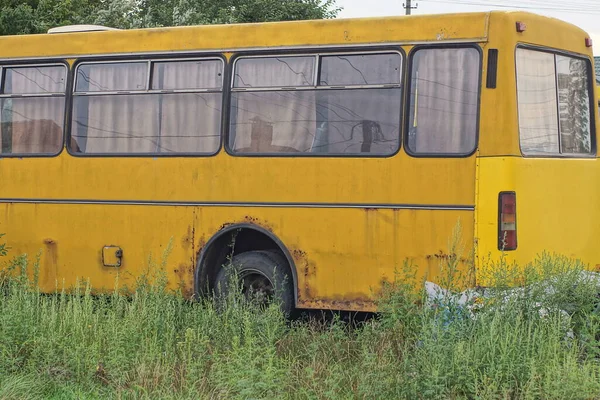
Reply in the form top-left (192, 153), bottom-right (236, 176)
top-left (0, 11), bottom-right (598, 312)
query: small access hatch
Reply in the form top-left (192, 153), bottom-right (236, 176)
top-left (102, 246), bottom-right (123, 267)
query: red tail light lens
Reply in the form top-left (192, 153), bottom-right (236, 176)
top-left (498, 192), bottom-right (517, 251)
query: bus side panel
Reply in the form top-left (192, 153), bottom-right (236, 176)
top-left (476, 157), bottom-right (600, 283)
top-left (0, 203), bottom-right (474, 311)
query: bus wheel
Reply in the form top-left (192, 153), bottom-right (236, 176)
top-left (214, 250), bottom-right (294, 315)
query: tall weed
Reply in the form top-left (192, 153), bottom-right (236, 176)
top-left (0, 234), bottom-right (599, 399)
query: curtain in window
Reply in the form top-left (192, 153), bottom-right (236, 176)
top-left (79, 95), bottom-right (159, 153)
top-left (1, 67), bottom-right (65, 154)
top-left (409, 48), bottom-right (479, 154)
top-left (75, 63), bottom-right (159, 153)
top-left (230, 55), bottom-right (402, 154)
top-left (157, 61), bottom-right (222, 153)
top-left (516, 49), bottom-right (559, 154)
top-left (230, 57), bottom-right (316, 153)
top-left (73, 61), bottom-right (222, 154)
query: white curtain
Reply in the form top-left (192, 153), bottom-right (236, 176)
top-left (74, 60), bottom-right (222, 154)
top-left (230, 54), bottom-right (402, 154)
top-left (79, 95), bottom-right (160, 153)
top-left (157, 61), bottom-right (222, 153)
top-left (77, 62), bottom-right (158, 153)
top-left (516, 49), bottom-right (559, 154)
top-left (231, 57), bottom-right (316, 153)
top-left (231, 91), bottom-right (317, 152)
top-left (409, 48), bottom-right (479, 154)
top-left (1, 66), bottom-right (65, 154)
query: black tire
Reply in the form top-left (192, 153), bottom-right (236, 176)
top-left (214, 250), bottom-right (294, 315)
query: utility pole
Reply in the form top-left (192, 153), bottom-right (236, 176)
top-left (403, 0), bottom-right (417, 15)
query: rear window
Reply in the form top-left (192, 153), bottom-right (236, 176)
top-left (516, 48), bottom-right (593, 156)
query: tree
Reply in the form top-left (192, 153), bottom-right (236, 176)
top-left (0, 0), bottom-right (340, 35)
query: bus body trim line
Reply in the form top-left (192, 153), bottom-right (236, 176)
top-left (0, 198), bottom-right (475, 211)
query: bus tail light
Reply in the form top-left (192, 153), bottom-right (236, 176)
top-left (498, 192), bottom-right (517, 251)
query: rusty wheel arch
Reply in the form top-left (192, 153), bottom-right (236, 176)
top-left (194, 223), bottom-right (298, 305)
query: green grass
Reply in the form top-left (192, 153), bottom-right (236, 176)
top-left (1, 250), bottom-right (600, 399)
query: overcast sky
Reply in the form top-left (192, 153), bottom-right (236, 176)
top-left (337, 0), bottom-right (600, 56)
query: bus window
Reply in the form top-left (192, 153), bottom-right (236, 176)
top-left (71, 59), bottom-right (223, 155)
top-left (152, 60), bottom-right (223, 90)
top-left (233, 56), bottom-right (315, 88)
top-left (319, 53), bottom-right (402, 86)
top-left (407, 47), bottom-right (480, 156)
top-left (516, 48), bottom-right (593, 156)
top-left (76, 62), bottom-right (147, 92)
top-left (0, 65), bottom-right (66, 155)
top-left (229, 52), bottom-right (402, 155)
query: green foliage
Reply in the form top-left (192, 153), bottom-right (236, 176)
top-left (0, 248), bottom-right (600, 398)
top-left (0, 0), bottom-right (340, 35)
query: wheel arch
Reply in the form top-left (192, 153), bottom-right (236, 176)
top-left (194, 223), bottom-right (298, 305)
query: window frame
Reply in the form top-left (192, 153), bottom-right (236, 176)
top-left (403, 43), bottom-right (483, 158)
top-left (68, 54), bottom-right (227, 157)
top-left (0, 60), bottom-right (69, 158)
top-left (515, 44), bottom-right (597, 158)
top-left (226, 46), bottom-right (406, 158)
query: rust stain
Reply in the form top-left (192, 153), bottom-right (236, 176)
top-left (242, 215), bottom-right (274, 232)
top-left (219, 216), bottom-right (275, 233)
top-left (297, 296), bottom-right (375, 312)
top-left (290, 249), bottom-right (312, 300)
top-left (43, 239), bottom-right (58, 287)
top-left (216, 216), bottom-right (277, 237)
top-left (181, 225), bottom-right (195, 250)
top-left (191, 225), bottom-right (196, 257)
top-left (195, 236), bottom-right (206, 257)
top-left (175, 262), bottom-right (194, 299)
top-left (434, 250), bottom-right (455, 260)
top-left (218, 222), bottom-right (233, 231)
top-left (425, 250), bottom-right (469, 264)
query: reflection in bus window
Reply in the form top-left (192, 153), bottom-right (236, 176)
top-left (229, 53), bottom-right (402, 155)
top-left (233, 57), bottom-right (315, 88)
top-left (556, 56), bottom-right (591, 154)
top-left (72, 60), bottom-right (222, 155)
top-left (5, 66), bottom-right (66, 94)
top-left (517, 49), bottom-right (592, 155)
top-left (319, 54), bottom-right (402, 86)
top-left (0, 65), bottom-right (66, 155)
top-left (407, 47), bottom-right (480, 155)
top-left (76, 62), bottom-right (147, 92)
